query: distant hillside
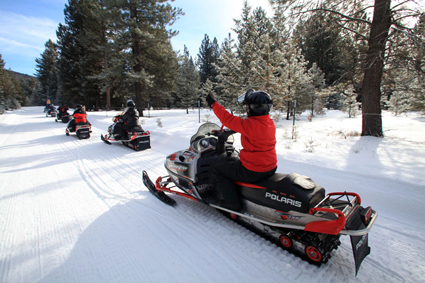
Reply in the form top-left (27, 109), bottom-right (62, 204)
top-left (6, 69), bottom-right (36, 82)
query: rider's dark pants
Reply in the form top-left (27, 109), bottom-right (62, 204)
top-left (67, 119), bottom-right (76, 132)
top-left (212, 160), bottom-right (276, 211)
top-left (113, 122), bottom-right (130, 138)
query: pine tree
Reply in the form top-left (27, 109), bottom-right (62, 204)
top-left (104, 0), bottom-right (183, 115)
top-left (55, 0), bottom-right (111, 109)
top-left (198, 34), bottom-right (220, 84)
top-left (340, 85), bottom-right (360, 118)
top-left (214, 33), bottom-right (244, 114)
top-left (35, 40), bottom-right (60, 105)
top-left (0, 54), bottom-right (8, 112)
top-left (175, 46), bottom-right (200, 113)
top-left (0, 54), bottom-right (21, 112)
top-left (409, 14), bottom-right (425, 114)
top-left (23, 77), bottom-right (41, 106)
top-left (233, 4), bottom-right (290, 107)
top-left (233, 2), bottom-right (261, 87)
top-left (215, 2), bottom-right (319, 119)
top-left (56, 0), bottom-right (88, 106)
top-left (89, 1), bottom-right (128, 110)
top-left (76, 0), bottom-right (109, 110)
top-left (9, 75), bottom-right (27, 107)
top-left (293, 11), bottom-right (364, 86)
top-left (306, 63), bottom-right (327, 118)
top-left (387, 91), bottom-right (410, 116)
top-left (273, 40), bottom-right (314, 119)
top-left (144, 40), bottom-right (179, 110)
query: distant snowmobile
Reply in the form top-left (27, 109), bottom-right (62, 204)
top-left (143, 122), bottom-right (377, 275)
top-left (45, 106), bottom-right (57, 117)
top-left (101, 113), bottom-right (151, 151)
top-left (55, 111), bottom-right (70, 123)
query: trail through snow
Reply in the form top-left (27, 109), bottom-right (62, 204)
top-left (0, 107), bottom-right (424, 283)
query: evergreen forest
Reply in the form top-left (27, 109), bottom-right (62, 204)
top-left (0, 0), bottom-right (424, 137)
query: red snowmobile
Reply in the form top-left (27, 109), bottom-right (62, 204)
top-left (143, 122), bottom-right (378, 275)
top-left (66, 121), bottom-right (91, 140)
top-left (101, 113), bottom-right (151, 151)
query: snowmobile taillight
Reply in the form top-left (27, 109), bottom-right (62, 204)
top-left (361, 206), bottom-right (373, 225)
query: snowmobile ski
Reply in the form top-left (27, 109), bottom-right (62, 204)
top-left (142, 171), bottom-right (176, 206)
top-left (101, 134), bottom-right (112, 144)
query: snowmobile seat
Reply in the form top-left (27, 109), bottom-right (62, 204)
top-left (237, 173), bottom-right (326, 213)
top-left (77, 122), bottom-right (89, 125)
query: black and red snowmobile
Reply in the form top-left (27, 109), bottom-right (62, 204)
top-left (101, 113), bottom-right (151, 151)
top-left (55, 111), bottom-right (70, 123)
top-left (66, 121), bottom-right (92, 139)
top-left (143, 122), bottom-right (378, 275)
top-left (45, 106), bottom-right (57, 117)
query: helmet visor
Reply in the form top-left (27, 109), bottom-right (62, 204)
top-left (238, 89), bottom-right (255, 104)
top-left (237, 93), bottom-right (246, 104)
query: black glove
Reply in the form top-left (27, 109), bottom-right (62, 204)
top-left (206, 93), bottom-right (216, 108)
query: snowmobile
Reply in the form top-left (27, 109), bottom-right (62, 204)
top-left (55, 111), bottom-right (70, 123)
top-left (66, 120), bottom-right (92, 139)
top-left (142, 122), bottom-right (378, 275)
top-left (101, 113), bottom-right (151, 151)
top-left (45, 106), bottom-right (57, 117)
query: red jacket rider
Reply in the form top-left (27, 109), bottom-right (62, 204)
top-left (206, 89), bottom-right (277, 211)
top-left (212, 102), bottom-right (277, 172)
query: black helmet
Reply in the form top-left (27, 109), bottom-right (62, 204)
top-left (127, 100), bottom-right (135, 108)
top-left (238, 89), bottom-right (273, 116)
top-left (76, 104), bottom-right (82, 109)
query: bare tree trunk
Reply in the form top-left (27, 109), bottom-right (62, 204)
top-left (286, 101), bottom-right (291, 120)
top-left (360, 0), bottom-right (391, 137)
top-left (106, 86), bottom-right (111, 110)
top-left (135, 82), bottom-right (144, 117)
top-left (130, 6), bottom-right (144, 117)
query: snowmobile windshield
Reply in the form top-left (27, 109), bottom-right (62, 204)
top-left (190, 123), bottom-right (221, 144)
top-left (189, 123), bottom-right (235, 153)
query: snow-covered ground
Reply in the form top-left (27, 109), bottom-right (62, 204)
top-left (0, 106), bottom-right (424, 283)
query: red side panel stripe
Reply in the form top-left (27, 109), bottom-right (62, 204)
top-left (234, 181), bottom-right (266, 189)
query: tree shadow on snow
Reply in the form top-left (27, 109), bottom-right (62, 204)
top-left (37, 194), bottom-right (361, 283)
top-left (37, 199), bottom-right (246, 282)
top-left (345, 136), bottom-right (383, 176)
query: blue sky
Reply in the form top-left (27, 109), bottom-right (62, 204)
top-left (0, 0), bottom-right (273, 76)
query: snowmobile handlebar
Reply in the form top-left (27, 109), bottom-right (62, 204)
top-left (214, 128), bottom-right (236, 155)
